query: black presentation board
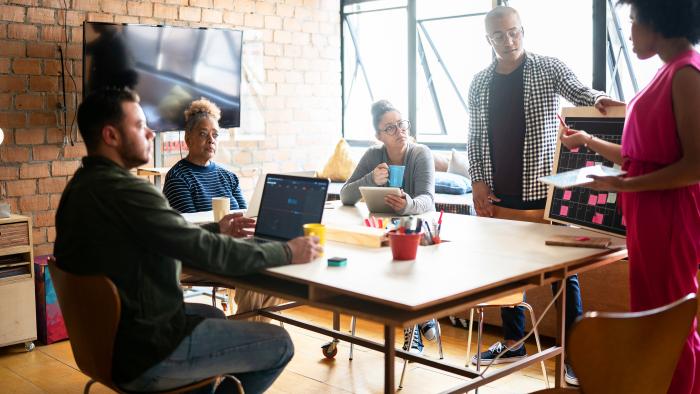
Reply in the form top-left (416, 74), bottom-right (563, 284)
top-left (544, 107), bottom-right (627, 237)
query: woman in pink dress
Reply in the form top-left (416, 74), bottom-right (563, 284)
top-left (561, 0), bottom-right (700, 391)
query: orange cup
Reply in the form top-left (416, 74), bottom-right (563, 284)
top-left (388, 230), bottom-right (422, 260)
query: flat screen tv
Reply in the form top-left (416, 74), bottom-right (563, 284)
top-left (83, 22), bottom-right (243, 131)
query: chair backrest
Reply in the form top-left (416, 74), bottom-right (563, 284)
top-left (48, 258), bottom-right (121, 389)
top-left (568, 293), bottom-right (697, 394)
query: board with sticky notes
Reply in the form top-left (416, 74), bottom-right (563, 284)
top-left (544, 106), bottom-right (627, 237)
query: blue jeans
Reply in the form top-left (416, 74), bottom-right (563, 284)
top-left (501, 275), bottom-right (583, 341)
top-left (120, 303), bottom-right (294, 394)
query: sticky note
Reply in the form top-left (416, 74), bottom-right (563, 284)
top-left (570, 147), bottom-right (579, 153)
top-left (563, 190), bottom-right (572, 200)
top-left (559, 205), bottom-right (569, 216)
top-left (586, 161), bottom-right (595, 167)
top-left (593, 213), bottom-right (604, 224)
top-left (607, 193), bottom-right (617, 204)
top-left (622, 216), bottom-right (626, 226)
top-left (598, 194), bottom-right (608, 204)
top-left (588, 195), bottom-right (597, 205)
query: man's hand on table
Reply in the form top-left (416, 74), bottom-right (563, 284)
top-left (287, 236), bottom-right (323, 264)
top-left (219, 213), bottom-right (256, 238)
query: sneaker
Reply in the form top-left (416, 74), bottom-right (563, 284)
top-left (565, 364), bottom-right (579, 386)
top-left (420, 319), bottom-right (437, 341)
top-left (402, 327), bottom-right (424, 354)
top-left (470, 341), bottom-right (526, 365)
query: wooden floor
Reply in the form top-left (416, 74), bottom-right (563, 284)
top-left (0, 299), bottom-right (557, 393)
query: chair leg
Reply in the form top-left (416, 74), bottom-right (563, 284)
top-left (436, 320), bottom-right (444, 360)
top-left (466, 308), bottom-right (474, 367)
top-left (522, 302), bottom-right (549, 388)
top-left (476, 308), bottom-right (484, 394)
top-left (349, 315), bottom-right (357, 360)
top-left (398, 325), bottom-right (417, 389)
top-left (83, 379), bottom-right (96, 394)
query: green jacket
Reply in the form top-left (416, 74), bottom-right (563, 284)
top-left (54, 156), bottom-right (290, 384)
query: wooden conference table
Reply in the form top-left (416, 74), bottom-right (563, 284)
top-left (183, 202), bottom-right (627, 393)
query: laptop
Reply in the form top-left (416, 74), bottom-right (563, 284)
top-left (252, 174), bottom-right (330, 242)
top-left (245, 171), bottom-right (318, 218)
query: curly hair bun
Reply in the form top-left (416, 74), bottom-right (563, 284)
top-left (184, 97), bottom-right (221, 123)
top-left (371, 100), bottom-right (397, 131)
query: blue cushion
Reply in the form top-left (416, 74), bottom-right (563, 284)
top-left (435, 172), bottom-right (471, 195)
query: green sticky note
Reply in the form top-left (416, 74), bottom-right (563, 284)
top-left (327, 257), bottom-right (347, 267)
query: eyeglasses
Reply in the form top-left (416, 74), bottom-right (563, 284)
top-left (488, 27), bottom-right (523, 45)
top-left (382, 120), bottom-right (410, 135)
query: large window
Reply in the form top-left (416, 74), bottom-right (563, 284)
top-left (342, 0), bottom-right (654, 148)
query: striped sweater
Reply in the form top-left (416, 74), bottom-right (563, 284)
top-left (163, 159), bottom-right (247, 213)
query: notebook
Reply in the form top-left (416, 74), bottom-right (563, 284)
top-left (253, 174), bottom-right (329, 242)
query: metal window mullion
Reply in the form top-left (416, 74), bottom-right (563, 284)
top-left (418, 21), bottom-right (468, 112)
top-left (417, 32), bottom-right (447, 135)
top-left (407, 0), bottom-right (417, 139)
top-left (607, 0), bottom-right (639, 93)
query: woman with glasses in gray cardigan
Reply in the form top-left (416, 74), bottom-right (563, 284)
top-left (340, 100), bottom-right (435, 216)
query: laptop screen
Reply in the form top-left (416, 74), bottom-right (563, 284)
top-left (254, 174), bottom-right (329, 241)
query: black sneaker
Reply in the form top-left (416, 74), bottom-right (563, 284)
top-left (565, 364), bottom-right (579, 386)
top-left (470, 341), bottom-right (526, 365)
top-left (420, 319), bottom-right (437, 341)
top-left (402, 327), bottom-right (424, 354)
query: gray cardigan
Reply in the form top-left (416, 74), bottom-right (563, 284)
top-left (340, 143), bottom-right (435, 215)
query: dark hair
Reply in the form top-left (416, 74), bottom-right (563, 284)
top-left (370, 100), bottom-right (398, 132)
top-left (617, 0), bottom-right (700, 44)
top-left (77, 88), bottom-right (140, 152)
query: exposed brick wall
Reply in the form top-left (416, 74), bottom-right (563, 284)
top-left (0, 0), bottom-right (342, 256)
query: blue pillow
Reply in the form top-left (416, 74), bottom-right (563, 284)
top-left (435, 172), bottom-right (471, 195)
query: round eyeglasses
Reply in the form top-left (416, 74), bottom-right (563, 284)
top-left (382, 120), bottom-right (410, 135)
top-left (488, 27), bottom-right (523, 45)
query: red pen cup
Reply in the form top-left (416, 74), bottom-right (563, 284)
top-left (388, 230), bottom-right (422, 260)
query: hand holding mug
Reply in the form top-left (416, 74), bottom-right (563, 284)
top-left (372, 163), bottom-right (389, 185)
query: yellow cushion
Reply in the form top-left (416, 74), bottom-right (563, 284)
top-left (319, 139), bottom-right (356, 182)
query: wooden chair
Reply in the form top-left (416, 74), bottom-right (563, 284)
top-left (48, 258), bottom-right (244, 394)
top-left (533, 293), bottom-right (697, 394)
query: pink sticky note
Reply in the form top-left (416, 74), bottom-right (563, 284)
top-left (593, 213), bottom-right (604, 224)
top-left (588, 194), bottom-right (597, 205)
top-left (586, 161), bottom-right (595, 167)
top-left (563, 190), bottom-right (572, 200)
top-left (598, 194), bottom-right (607, 204)
top-left (559, 205), bottom-right (569, 216)
top-left (622, 216), bottom-right (627, 226)
top-left (570, 147), bottom-right (580, 153)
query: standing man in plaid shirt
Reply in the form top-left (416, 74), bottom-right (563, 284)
top-left (467, 6), bottom-right (624, 386)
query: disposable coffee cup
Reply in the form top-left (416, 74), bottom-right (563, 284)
top-left (212, 197), bottom-right (230, 222)
top-left (388, 165), bottom-right (405, 188)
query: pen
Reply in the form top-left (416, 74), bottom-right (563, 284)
top-left (423, 221), bottom-right (434, 244)
top-left (378, 218), bottom-right (383, 229)
top-left (437, 209), bottom-right (444, 237)
top-left (556, 114), bottom-right (569, 131)
top-left (364, 218), bottom-right (371, 227)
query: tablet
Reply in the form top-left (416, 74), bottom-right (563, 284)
top-left (538, 165), bottom-right (626, 189)
top-left (359, 186), bottom-right (402, 213)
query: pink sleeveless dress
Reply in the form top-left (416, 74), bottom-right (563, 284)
top-left (621, 49), bottom-right (700, 393)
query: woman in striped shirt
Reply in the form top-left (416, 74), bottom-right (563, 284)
top-left (163, 98), bottom-right (247, 213)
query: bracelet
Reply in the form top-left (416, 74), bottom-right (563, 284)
top-left (584, 134), bottom-right (595, 148)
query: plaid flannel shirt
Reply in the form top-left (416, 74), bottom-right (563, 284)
top-left (467, 52), bottom-right (606, 201)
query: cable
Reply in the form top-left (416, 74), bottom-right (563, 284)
top-left (58, 0), bottom-right (78, 146)
top-left (477, 283), bottom-right (565, 378)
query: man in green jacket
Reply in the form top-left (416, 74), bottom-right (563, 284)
top-left (54, 88), bottom-right (322, 393)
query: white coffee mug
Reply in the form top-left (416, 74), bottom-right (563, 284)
top-left (212, 197), bottom-right (230, 222)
